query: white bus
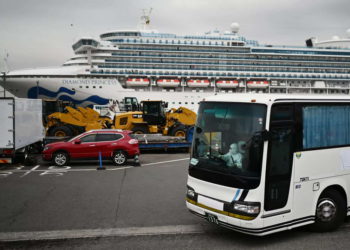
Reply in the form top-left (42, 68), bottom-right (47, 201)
top-left (186, 94), bottom-right (350, 236)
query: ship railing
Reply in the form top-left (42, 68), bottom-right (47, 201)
top-left (110, 53), bottom-right (350, 64)
top-left (99, 65), bottom-right (349, 75)
top-left (104, 59), bottom-right (350, 69)
top-left (92, 70), bottom-right (350, 80)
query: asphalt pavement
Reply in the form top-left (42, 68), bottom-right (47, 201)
top-left (0, 152), bottom-right (350, 249)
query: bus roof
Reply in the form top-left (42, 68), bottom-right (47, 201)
top-left (203, 94), bottom-right (350, 105)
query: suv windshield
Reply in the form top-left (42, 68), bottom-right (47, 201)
top-left (190, 102), bottom-right (267, 189)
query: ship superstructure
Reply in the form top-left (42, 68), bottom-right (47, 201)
top-left (2, 13), bottom-right (350, 111)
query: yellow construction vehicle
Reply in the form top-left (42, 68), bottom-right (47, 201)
top-left (113, 100), bottom-right (196, 136)
top-left (45, 100), bottom-right (196, 137)
top-left (46, 106), bottom-right (112, 137)
top-left (42, 99), bottom-right (75, 126)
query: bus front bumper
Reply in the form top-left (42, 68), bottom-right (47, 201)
top-left (186, 199), bottom-right (315, 236)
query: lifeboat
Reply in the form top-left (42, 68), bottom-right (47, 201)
top-left (246, 80), bottom-right (269, 89)
top-left (126, 78), bottom-right (150, 87)
top-left (187, 79), bottom-right (210, 88)
top-left (216, 80), bottom-right (239, 88)
top-left (156, 79), bottom-right (180, 88)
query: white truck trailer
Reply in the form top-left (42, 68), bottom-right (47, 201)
top-left (0, 98), bottom-right (44, 164)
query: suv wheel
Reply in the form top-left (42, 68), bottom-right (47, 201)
top-left (53, 152), bottom-right (69, 166)
top-left (112, 151), bottom-right (127, 166)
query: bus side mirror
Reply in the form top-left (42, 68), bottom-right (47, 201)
top-left (253, 130), bottom-right (271, 144)
top-left (196, 127), bottom-right (203, 134)
top-left (261, 130), bottom-right (271, 141)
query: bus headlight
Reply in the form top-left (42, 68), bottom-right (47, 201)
top-left (186, 186), bottom-right (197, 201)
top-left (187, 189), bottom-right (195, 199)
top-left (233, 201), bottom-right (260, 215)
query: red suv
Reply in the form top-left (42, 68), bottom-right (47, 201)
top-left (43, 130), bottom-right (140, 166)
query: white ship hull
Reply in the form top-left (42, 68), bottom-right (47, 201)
top-left (0, 73), bottom-right (213, 111)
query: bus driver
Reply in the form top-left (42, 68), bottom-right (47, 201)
top-left (217, 143), bottom-right (243, 169)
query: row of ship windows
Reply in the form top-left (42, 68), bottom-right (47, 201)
top-left (93, 70), bottom-right (350, 79)
top-left (82, 50), bottom-right (350, 63)
top-left (118, 45), bottom-right (350, 57)
top-left (111, 53), bottom-right (350, 63)
top-left (112, 52), bottom-right (350, 64)
top-left (109, 53), bottom-right (350, 62)
top-left (119, 46), bottom-right (248, 54)
top-left (110, 39), bottom-right (246, 47)
top-left (73, 39), bottom-right (99, 50)
top-left (252, 49), bottom-right (350, 56)
top-left (104, 59), bottom-right (350, 69)
top-left (98, 65), bottom-right (349, 74)
top-left (101, 31), bottom-right (251, 42)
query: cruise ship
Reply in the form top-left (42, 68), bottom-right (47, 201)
top-left (1, 13), bottom-right (350, 111)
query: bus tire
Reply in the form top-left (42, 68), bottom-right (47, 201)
top-left (310, 189), bottom-right (346, 232)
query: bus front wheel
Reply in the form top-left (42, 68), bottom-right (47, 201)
top-left (310, 189), bottom-right (346, 232)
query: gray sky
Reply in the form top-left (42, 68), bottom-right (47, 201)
top-left (0, 0), bottom-right (349, 71)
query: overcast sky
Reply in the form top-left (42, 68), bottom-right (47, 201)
top-left (0, 0), bottom-right (349, 71)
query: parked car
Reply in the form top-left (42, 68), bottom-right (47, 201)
top-left (42, 129), bottom-right (139, 166)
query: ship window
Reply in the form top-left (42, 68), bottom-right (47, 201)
top-left (93, 86), bottom-right (96, 88)
top-left (99, 86), bottom-right (102, 88)
top-left (179, 102), bottom-right (182, 104)
top-left (86, 86), bottom-right (89, 88)
top-left (79, 86), bottom-right (82, 88)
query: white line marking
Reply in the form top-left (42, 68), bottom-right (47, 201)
top-left (0, 171), bottom-right (12, 178)
top-left (20, 165), bottom-right (40, 178)
top-left (106, 166), bottom-right (133, 171)
top-left (0, 158), bottom-right (189, 175)
top-left (0, 224), bottom-right (205, 242)
top-left (0, 167), bottom-right (133, 173)
top-left (142, 158), bottom-right (190, 167)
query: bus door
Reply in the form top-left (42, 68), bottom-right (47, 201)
top-left (264, 104), bottom-right (296, 219)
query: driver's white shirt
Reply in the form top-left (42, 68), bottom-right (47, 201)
top-left (221, 152), bottom-right (242, 168)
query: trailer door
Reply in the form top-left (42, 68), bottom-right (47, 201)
top-left (0, 99), bottom-right (14, 149)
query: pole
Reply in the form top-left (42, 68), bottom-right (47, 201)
top-left (36, 81), bottom-right (39, 98)
top-left (97, 151), bottom-right (105, 170)
top-left (2, 72), bottom-right (5, 98)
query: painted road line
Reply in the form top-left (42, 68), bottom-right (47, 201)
top-left (65, 166), bottom-right (133, 172)
top-left (0, 171), bottom-right (12, 178)
top-left (0, 224), bottom-right (205, 242)
top-left (0, 166), bottom-right (134, 174)
top-left (20, 165), bottom-right (40, 178)
top-left (142, 158), bottom-right (190, 167)
top-left (0, 158), bottom-right (189, 175)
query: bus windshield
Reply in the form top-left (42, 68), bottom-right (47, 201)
top-left (190, 102), bottom-right (267, 189)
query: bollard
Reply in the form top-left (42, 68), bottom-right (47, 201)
top-left (97, 151), bottom-right (106, 170)
top-left (133, 154), bottom-right (141, 167)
